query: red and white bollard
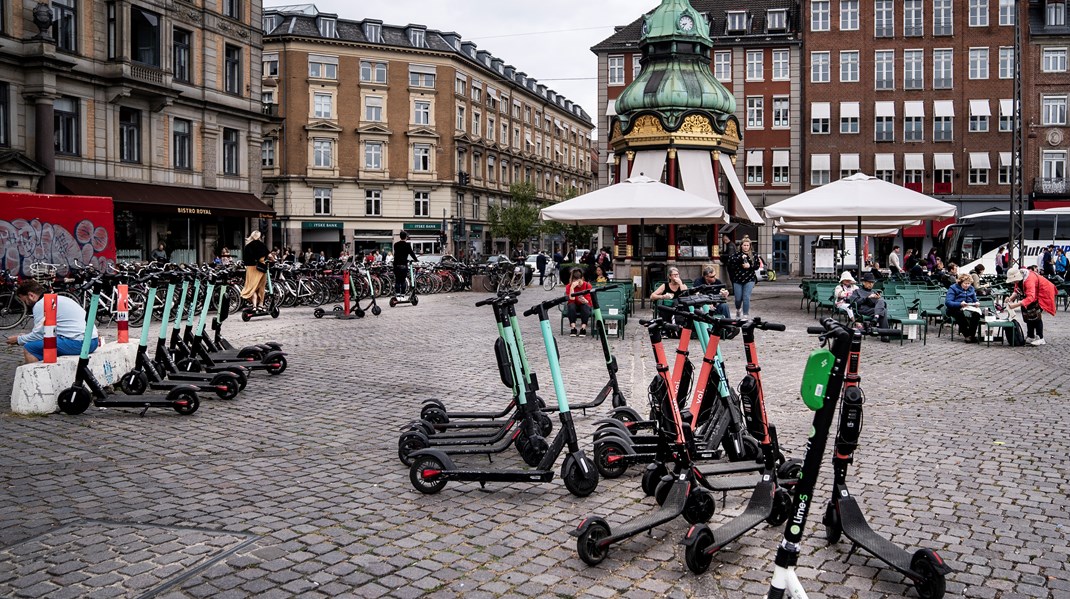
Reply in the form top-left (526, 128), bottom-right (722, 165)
top-left (343, 270), bottom-right (351, 314)
top-left (116, 284), bottom-right (129, 343)
top-left (43, 293), bottom-right (58, 363)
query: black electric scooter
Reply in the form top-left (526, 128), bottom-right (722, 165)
top-left (57, 281), bottom-right (201, 416)
top-left (389, 260), bottom-right (419, 307)
top-left (241, 264), bottom-right (281, 321)
top-left (407, 295), bottom-right (599, 497)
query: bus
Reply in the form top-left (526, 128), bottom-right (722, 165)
top-left (938, 208), bottom-right (1070, 273)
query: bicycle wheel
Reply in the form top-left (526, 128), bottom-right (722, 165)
top-left (0, 293), bottom-right (27, 330)
top-left (543, 275), bottom-right (558, 291)
top-left (126, 288), bottom-right (148, 328)
top-left (482, 273), bottom-right (497, 292)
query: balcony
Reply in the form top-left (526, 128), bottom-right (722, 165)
top-left (1035, 178), bottom-right (1069, 195)
top-left (263, 103), bottom-right (279, 116)
top-left (129, 63), bottom-right (165, 85)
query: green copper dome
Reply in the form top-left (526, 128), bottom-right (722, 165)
top-left (614, 0), bottom-right (735, 119)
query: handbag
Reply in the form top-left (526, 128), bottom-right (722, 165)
top-left (255, 261), bottom-right (268, 273)
top-left (1022, 301), bottom-right (1042, 321)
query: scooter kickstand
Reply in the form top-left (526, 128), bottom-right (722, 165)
top-left (844, 542), bottom-right (860, 563)
top-left (140, 406), bottom-right (150, 417)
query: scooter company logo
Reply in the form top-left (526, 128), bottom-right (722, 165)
top-left (790, 493), bottom-right (810, 535)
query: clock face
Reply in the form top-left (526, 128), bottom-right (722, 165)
top-left (641, 18), bottom-right (650, 36)
top-left (679, 15), bottom-right (695, 32)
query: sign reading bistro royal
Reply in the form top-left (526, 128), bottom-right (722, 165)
top-left (177, 207), bottom-right (213, 215)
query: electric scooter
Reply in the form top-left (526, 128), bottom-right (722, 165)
top-left (389, 260), bottom-right (419, 307)
top-left (241, 265), bottom-right (280, 321)
top-left (209, 279), bottom-right (282, 354)
top-left (57, 281), bottom-right (201, 416)
top-left (820, 322), bottom-right (951, 597)
top-left (549, 284), bottom-right (627, 412)
top-left (407, 295), bottom-right (599, 497)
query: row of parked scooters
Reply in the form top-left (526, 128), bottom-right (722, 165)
top-left (56, 268), bottom-right (287, 416)
top-left (396, 283), bottom-right (952, 598)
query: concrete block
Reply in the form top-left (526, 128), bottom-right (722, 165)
top-left (10, 342), bottom-right (138, 415)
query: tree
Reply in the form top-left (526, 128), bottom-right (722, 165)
top-left (487, 182), bottom-right (542, 252)
top-left (542, 187), bottom-right (597, 258)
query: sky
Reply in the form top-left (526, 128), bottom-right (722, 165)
top-left (267, 0), bottom-right (659, 126)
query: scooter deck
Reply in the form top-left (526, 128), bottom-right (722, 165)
top-left (698, 473), bottom-right (760, 492)
top-left (837, 494), bottom-right (915, 573)
top-left (429, 428), bottom-right (519, 456)
top-left (604, 478), bottom-right (690, 544)
top-left (697, 460), bottom-right (763, 476)
top-left (703, 478), bottom-right (775, 554)
top-left (439, 467), bottom-right (554, 484)
top-left (427, 420), bottom-right (516, 446)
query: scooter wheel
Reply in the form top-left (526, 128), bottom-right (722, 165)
top-left (409, 453), bottom-right (447, 494)
top-left (171, 391), bottom-right (199, 415)
top-left (237, 347), bottom-right (263, 360)
top-left (212, 374), bottom-right (240, 400)
top-left (389, 297), bottom-right (398, 308)
top-left (411, 295), bottom-right (419, 306)
top-left (266, 356), bottom-right (287, 376)
top-left (517, 431), bottom-right (548, 467)
top-left (684, 525), bottom-right (714, 574)
top-left (684, 489), bottom-right (715, 524)
top-left (57, 387), bottom-right (92, 415)
top-left (397, 431), bottom-right (429, 466)
top-left (177, 358), bottom-right (201, 373)
top-left (404, 419), bottom-right (435, 437)
top-left (576, 521), bottom-right (611, 566)
top-left (654, 475), bottom-right (673, 506)
top-left (313, 308), bottom-right (324, 319)
top-left (910, 550), bottom-right (947, 599)
top-left (776, 459), bottom-right (803, 484)
top-left (241, 310), bottom-right (252, 322)
top-left (535, 411), bottom-right (553, 437)
top-left (823, 502), bottom-right (842, 544)
top-left (766, 488), bottom-right (792, 526)
top-left (420, 406), bottom-right (449, 427)
top-left (120, 371), bottom-right (148, 395)
top-left (641, 463), bottom-right (667, 497)
top-left (594, 438), bottom-right (629, 479)
top-left (222, 367), bottom-right (248, 389)
top-left (371, 305), bottom-right (381, 316)
top-left (562, 454), bottom-right (599, 497)
top-left (354, 308), bottom-right (365, 318)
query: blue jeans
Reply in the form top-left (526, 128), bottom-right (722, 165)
top-left (733, 281), bottom-right (755, 315)
top-left (24, 337), bottom-right (98, 360)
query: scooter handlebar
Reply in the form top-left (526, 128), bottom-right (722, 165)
top-left (591, 284), bottom-right (620, 293)
top-left (524, 295), bottom-right (568, 316)
top-left (806, 326), bottom-right (826, 335)
top-left (474, 297), bottom-right (498, 307)
top-left (759, 322), bottom-right (786, 332)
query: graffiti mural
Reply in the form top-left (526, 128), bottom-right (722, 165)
top-left (0, 194), bottom-right (116, 276)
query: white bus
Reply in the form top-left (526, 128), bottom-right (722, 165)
top-left (938, 208), bottom-right (1070, 273)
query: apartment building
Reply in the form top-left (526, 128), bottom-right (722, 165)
top-left (261, 5), bottom-right (596, 258)
top-left (1026, 0), bottom-right (1070, 210)
top-left (0, 0), bottom-right (271, 263)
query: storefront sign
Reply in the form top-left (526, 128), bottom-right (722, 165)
top-left (302, 221), bottom-right (343, 230)
top-left (470, 224), bottom-right (483, 232)
top-left (177, 207), bottom-right (213, 215)
top-left (354, 230), bottom-right (393, 238)
top-left (403, 222), bottom-right (441, 231)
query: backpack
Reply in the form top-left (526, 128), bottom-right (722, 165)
top-left (1004, 320), bottom-right (1027, 346)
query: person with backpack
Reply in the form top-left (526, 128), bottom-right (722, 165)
top-left (1005, 267), bottom-right (1057, 346)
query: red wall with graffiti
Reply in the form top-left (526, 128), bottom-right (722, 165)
top-left (0, 193), bottom-right (116, 276)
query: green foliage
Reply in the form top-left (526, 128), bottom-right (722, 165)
top-left (542, 187), bottom-right (597, 249)
top-left (487, 182), bottom-right (543, 249)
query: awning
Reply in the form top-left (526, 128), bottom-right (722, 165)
top-left (969, 99), bottom-right (991, 117)
top-left (409, 64), bottom-right (437, 75)
top-left (1000, 99), bottom-right (1014, 116)
top-left (1000, 152), bottom-right (1012, 167)
top-left (677, 149), bottom-right (716, 203)
top-left (934, 153), bottom-right (955, 170)
top-left (630, 150), bottom-right (667, 180)
top-left (746, 149), bottom-right (763, 166)
top-left (811, 102), bottom-right (831, 119)
top-left (904, 101), bottom-right (925, 117)
top-left (605, 153), bottom-right (617, 165)
top-left (904, 153), bottom-right (925, 170)
top-left (840, 153), bottom-right (860, 171)
top-left (718, 154), bottom-right (765, 224)
top-left (486, 86), bottom-right (498, 99)
top-left (875, 153), bottom-right (896, 171)
top-left (840, 102), bottom-right (859, 118)
top-left (875, 101), bottom-right (896, 117)
top-left (969, 152), bottom-right (991, 169)
top-left (811, 154), bottom-right (831, 170)
top-left (772, 149), bottom-right (790, 167)
top-left (934, 100), bottom-right (955, 117)
top-left (57, 177), bottom-right (275, 218)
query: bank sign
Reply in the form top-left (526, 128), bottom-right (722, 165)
top-left (302, 222), bottom-right (344, 230)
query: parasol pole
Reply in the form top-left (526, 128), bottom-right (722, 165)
top-left (857, 215), bottom-right (863, 274)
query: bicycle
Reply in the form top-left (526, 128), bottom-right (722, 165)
top-left (542, 262), bottom-right (560, 291)
top-left (0, 270), bottom-right (28, 330)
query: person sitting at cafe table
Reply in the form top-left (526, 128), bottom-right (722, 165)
top-left (945, 273), bottom-right (982, 343)
top-left (847, 273), bottom-right (891, 337)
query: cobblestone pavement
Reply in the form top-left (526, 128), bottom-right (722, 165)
top-left (1, 281), bottom-right (1068, 598)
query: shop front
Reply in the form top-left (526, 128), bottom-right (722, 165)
top-left (353, 228), bottom-right (394, 256)
top-left (301, 221), bottom-right (344, 258)
top-left (403, 222), bottom-right (444, 255)
top-left (452, 224), bottom-right (483, 261)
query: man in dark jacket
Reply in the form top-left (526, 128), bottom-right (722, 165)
top-left (847, 273), bottom-right (889, 328)
top-left (536, 251), bottom-right (549, 285)
top-left (393, 231), bottom-right (417, 295)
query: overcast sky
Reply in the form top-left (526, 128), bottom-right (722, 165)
top-left (267, 1), bottom-right (659, 126)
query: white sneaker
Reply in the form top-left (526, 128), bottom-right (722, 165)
top-left (1030, 338), bottom-right (1046, 346)
top-left (1026, 336), bottom-right (1035, 344)
top-left (742, 313), bottom-right (750, 320)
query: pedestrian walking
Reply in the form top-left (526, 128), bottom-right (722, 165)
top-left (536, 251), bottom-right (548, 286)
top-left (724, 236), bottom-right (762, 319)
top-left (240, 231), bottom-right (270, 311)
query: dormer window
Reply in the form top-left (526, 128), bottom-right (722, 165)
top-left (726, 11), bottom-right (747, 33)
top-left (262, 15), bottom-right (280, 34)
top-left (318, 17), bottom-right (336, 38)
top-left (767, 9), bottom-right (787, 31)
top-left (410, 28), bottom-right (426, 47)
top-left (1048, 1), bottom-right (1067, 27)
top-left (363, 22), bottom-right (381, 42)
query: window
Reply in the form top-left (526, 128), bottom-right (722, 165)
top-left (471, 85), bottom-right (482, 104)
top-left (364, 96), bottom-right (382, 122)
top-left (456, 106), bottom-right (465, 131)
top-left (970, 101), bottom-right (991, 132)
top-left (934, 116), bottom-right (953, 141)
top-left (875, 0), bottom-right (894, 37)
top-left (633, 55), bottom-right (642, 79)
top-left (768, 9), bottom-right (787, 31)
top-left (313, 188), bottom-right (331, 216)
top-left (905, 116), bottom-right (924, 141)
top-left (223, 0), bottom-right (240, 19)
top-left (409, 28), bottom-right (425, 47)
top-left (54, 96), bottom-right (79, 155)
top-left (875, 116), bottom-right (894, 142)
top-left (314, 93), bottom-right (333, 119)
top-left (746, 50), bottom-right (764, 81)
top-left (263, 14), bottom-right (280, 33)
top-left (364, 141), bottom-right (382, 169)
top-left (119, 107), bottom-right (141, 163)
top-left (1043, 47), bottom-right (1068, 72)
top-left (970, 0), bottom-right (989, 26)
top-left (1043, 150), bottom-right (1067, 179)
top-left (773, 165), bottom-right (788, 183)
top-left (1043, 95), bottom-right (1067, 125)
top-left (262, 55), bottom-right (278, 78)
top-left (812, 1), bottom-right (830, 30)
top-left (473, 195), bottom-right (481, 219)
top-left (714, 51), bottom-right (731, 81)
top-left (905, 0), bottom-right (924, 35)
top-left (875, 50), bottom-right (894, 89)
top-left (904, 50), bottom-right (924, 89)
top-left (409, 68), bottom-right (435, 88)
top-left (261, 138), bottom-right (275, 167)
top-left (0, 83), bottom-right (7, 147)
top-left (313, 139), bottom-right (332, 167)
top-left (359, 61), bottom-right (385, 83)
top-left (934, 0), bottom-right (953, 35)
top-left (905, 169), bottom-right (924, 189)
top-left (472, 111), bottom-right (481, 138)
top-left (773, 97), bottom-right (789, 128)
top-left (811, 155), bottom-right (831, 185)
top-left (933, 49), bottom-right (953, 88)
top-left (998, 46), bottom-right (1014, 79)
top-left (935, 167), bottom-right (953, 193)
top-left (840, 0), bottom-right (859, 29)
top-left (811, 51), bottom-right (830, 83)
top-left (487, 116), bottom-right (495, 140)
top-left (727, 11), bottom-right (748, 32)
top-left (52, 0), bottom-right (77, 53)
top-left (318, 17), bottom-right (336, 38)
top-left (414, 100), bottom-right (430, 125)
top-left (747, 165), bottom-right (764, 184)
top-left (414, 191), bottom-right (430, 217)
top-left (107, 3), bottom-right (116, 58)
top-left (608, 56), bottom-right (625, 85)
top-left (840, 50), bottom-right (859, 82)
top-left (999, 0), bottom-right (1015, 25)
top-left (969, 165), bottom-right (989, 185)
top-left (999, 99), bottom-right (1014, 131)
top-left (413, 144), bottom-right (431, 172)
top-left (128, 6), bottom-right (161, 66)
top-left (222, 127), bottom-right (238, 174)
top-left (487, 156), bottom-right (495, 182)
top-left (840, 104), bottom-right (859, 134)
top-left (811, 103), bottom-right (830, 134)
top-left (363, 22), bottom-right (381, 42)
top-left (1048, 1), bottom-right (1066, 26)
top-left (365, 190), bottom-right (381, 216)
top-left (455, 76), bottom-right (467, 95)
top-left (746, 97), bottom-right (764, 128)
top-left (999, 157), bottom-right (1012, 184)
top-left (969, 48), bottom-right (989, 79)
top-left (224, 45), bottom-right (241, 94)
top-left (173, 118), bottom-right (192, 170)
top-left (772, 49), bottom-right (789, 80)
